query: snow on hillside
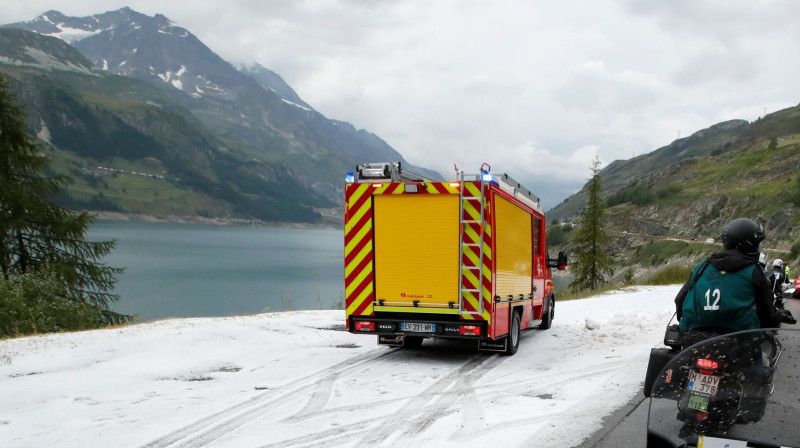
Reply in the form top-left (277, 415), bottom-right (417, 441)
top-left (0, 285), bottom-right (680, 447)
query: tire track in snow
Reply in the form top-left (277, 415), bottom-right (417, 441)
top-left (144, 332), bottom-right (546, 447)
top-left (251, 351), bottom-right (502, 448)
top-left (355, 352), bottom-right (505, 445)
top-left (139, 347), bottom-right (400, 448)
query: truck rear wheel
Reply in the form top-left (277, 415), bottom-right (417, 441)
top-left (539, 296), bottom-right (554, 329)
top-left (504, 311), bottom-right (521, 356)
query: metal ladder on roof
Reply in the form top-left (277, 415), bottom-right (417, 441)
top-left (457, 163), bottom-right (490, 316)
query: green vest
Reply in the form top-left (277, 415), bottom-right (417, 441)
top-left (679, 262), bottom-right (759, 332)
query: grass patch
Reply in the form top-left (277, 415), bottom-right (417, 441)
top-left (557, 283), bottom-right (621, 302)
top-left (630, 240), bottom-right (711, 267)
top-left (642, 264), bottom-right (693, 285)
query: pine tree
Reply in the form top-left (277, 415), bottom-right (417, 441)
top-left (570, 156), bottom-right (613, 291)
top-left (0, 74), bottom-right (129, 325)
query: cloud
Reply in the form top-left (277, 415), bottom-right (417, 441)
top-left (7, 0), bottom-right (800, 208)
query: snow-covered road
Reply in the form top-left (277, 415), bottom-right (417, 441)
top-left (0, 285), bottom-right (679, 447)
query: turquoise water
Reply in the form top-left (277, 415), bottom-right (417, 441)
top-left (88, 221), bottom-right (344, 322)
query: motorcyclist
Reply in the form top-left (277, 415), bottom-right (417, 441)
top-left (675, 218), bottom-right (782, 342)
top-left (757, 252), bottom-right (768, 270)
top-left (768, 258), bottom-right (789, 309)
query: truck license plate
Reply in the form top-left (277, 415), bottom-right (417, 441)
top-left (402, 322), bottom-right (435, 332)
top-left (688, 371), bottom-right (719, 395)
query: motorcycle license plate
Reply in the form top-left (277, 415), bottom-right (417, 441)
top-left (688, 393), bottom-right (710, 412)
top-left (688, 371), bottom-right (719, 395)
top-left (402, 322), bottom-right (435, 332)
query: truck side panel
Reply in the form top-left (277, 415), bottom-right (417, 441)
top-left (373, 194), bottom-right (460, 308)
top-left (492, 193), bottom-right (533, 337)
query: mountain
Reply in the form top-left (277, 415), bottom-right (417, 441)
top-left (548, 103), bottom-right (800, 274)
top-left (240, 63), bottom-right (313, 111)
top-left (1, 8), bottom-right (440, 224)
top-left (0, 27), bottom-right (335, 223)
top-left (547, 119), bottom-right (751, 224)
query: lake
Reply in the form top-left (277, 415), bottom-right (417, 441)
top-left (87, 221), bottom-right (344, 322)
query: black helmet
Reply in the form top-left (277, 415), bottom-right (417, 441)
top-left (721, 218), bottom-right (764, 257)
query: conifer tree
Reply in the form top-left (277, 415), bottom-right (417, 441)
top-left (0, 74), bottom-right (129, 324)
top-left (570, 156), bottom-right (613, 291)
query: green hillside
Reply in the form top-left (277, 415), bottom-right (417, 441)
top-left (547, 103), bottom-right (800, 282)
top-left (0, 29), bottom-right (334, 225)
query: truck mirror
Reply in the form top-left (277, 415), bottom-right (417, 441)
top-left (557, 251), bottom-right (568, 270)
top-left (547, 252), bottom-right (568, 270)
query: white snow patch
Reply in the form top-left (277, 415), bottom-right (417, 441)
top-left (36, 121), bottom-right (51, 144)
top-left (38, 17), bottom-right (105, 43)
top-left (585, 317), bottom-right (602, 330)
top-left (281, 98), bottom-right (312, 112)
top-left (156, 66), bottom-right (187, 91)
top-left (191, 85), bottom-right (205, 98)
top-left (0, 285), bottom-right (679, 447)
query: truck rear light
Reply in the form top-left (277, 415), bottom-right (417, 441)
top-left (460, 325), bottom-right (481, 336)
top-left (355, 321), bottom-right (376, 332)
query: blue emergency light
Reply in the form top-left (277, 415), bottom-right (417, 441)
top-left (345, 172), bottom-right (356, 183)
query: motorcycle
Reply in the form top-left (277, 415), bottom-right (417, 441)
top-left (774, 282), bottom-right (798, 323)
top-left (781, 275), bottom-right (800, 301)
top-left (646, 328), bottom-right (800, 448)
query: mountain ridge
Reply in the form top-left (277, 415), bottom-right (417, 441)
top-left (1, 8), bottom-right (441, 225)
top-left (547, 103), bottom-right (800, 278)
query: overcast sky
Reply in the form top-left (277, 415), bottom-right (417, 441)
top-left (7, 1), bottom-right (800, 209)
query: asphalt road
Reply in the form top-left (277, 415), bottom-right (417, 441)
top-left (578, 297), bottom-right (800, 448)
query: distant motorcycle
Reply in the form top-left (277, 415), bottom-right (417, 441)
top-left (645, 328), bottom-right (800, 448)
top-left (781, 275), bottom-right (800, 300)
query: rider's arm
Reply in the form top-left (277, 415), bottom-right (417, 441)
top-left (753, 266), bottom-right (781, 327)
top-left (674, 276), bottom-right (692, 321)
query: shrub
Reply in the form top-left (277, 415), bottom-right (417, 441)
top-left (643, 264), bottom-right (693, 286)
top-left (606, 184), bottom-right (656, 207)
top-left (547, 225), bottom-right (565, 246)
top-left (623, 268), bottom-right (634, 285)
top-left (0, 268), bottom-right (107, 338)
top-left (790, 242), bottom-right (800, 259)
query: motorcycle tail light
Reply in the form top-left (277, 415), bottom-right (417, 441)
top-left (697, 359), bottom-right (718, 370)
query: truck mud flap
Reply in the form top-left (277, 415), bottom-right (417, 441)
top-left (478, 338), bottom-right (507, 352)
top-left (378, 335), bottom-right (404, 347)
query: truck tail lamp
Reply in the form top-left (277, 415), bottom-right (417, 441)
top-left (460, 325), bottom-right (481, 336)
top-left (354, 321), bottom-right (376, 332)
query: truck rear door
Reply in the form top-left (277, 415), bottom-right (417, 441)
top-left (373, 193), bottom-right (460, 310)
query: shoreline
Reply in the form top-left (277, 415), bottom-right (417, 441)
top-left (89, 211), bottom-right (343, 230)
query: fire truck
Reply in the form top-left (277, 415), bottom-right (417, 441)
top-left (344, 162), bottom-right (567, 355)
